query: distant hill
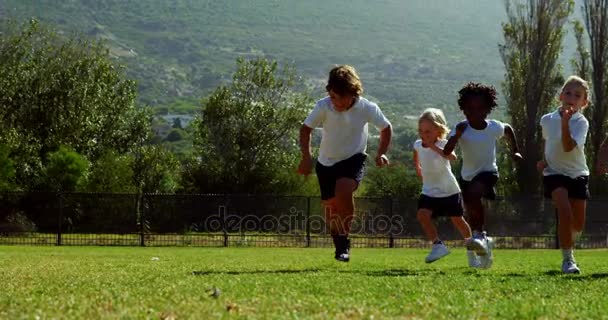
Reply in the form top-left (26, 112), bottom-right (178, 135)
top-left (1, 0), bottom-right (581, 124)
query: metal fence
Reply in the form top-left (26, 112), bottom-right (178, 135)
top-left (1, 192), bottom-right (607, 249)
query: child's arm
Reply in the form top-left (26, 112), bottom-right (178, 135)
top-left (536, 140), bottom-right (547, 172)
top-left (297, 125), bottom-right (314, 175)
top-left (503, 124), bottom-right (523, 161)
top-left (443, 121), bottom-right (467, 156)
top-left (375, 125), bottom-right (392, 167)
top-left (429, 143), bottom-right (457, 161)
top-left (560, 109), bottom-right (578, 152)
top-left (413, 149), bottom-right (422, 179)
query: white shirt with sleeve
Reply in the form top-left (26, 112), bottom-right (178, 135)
top-left (304, 96), bottom-right (391, 166)
top-left (449, 120), bottom-right (505, 181)
top-left (414, 139), bottom-right (461, 197)
top-left (540, 108), bottom-right (589, 178)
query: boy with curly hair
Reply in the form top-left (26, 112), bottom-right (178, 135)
top-left (443, 82), bottom-right (522, 269)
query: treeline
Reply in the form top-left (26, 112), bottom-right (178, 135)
top-left (2, 0), bottom-right (608, 199)
top-left (0, 20), bottom-right (416, 196)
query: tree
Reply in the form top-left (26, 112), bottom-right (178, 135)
top-left (0, 19), bottom-right (151, 190)
top-left (86, 151), bottom-right (137, 193)
top-left (39, 146), bottom-right (90, 192)
top-left (132, 145), bottom-right (181, 194)
top-left (499, 0), bottom-right (573, 194)
top-left (192, 57), bottom-right (312, 193)
top-left (574, 1), bottom-right (608, 181)
top-left (0, 144), bottom-right (16, 192)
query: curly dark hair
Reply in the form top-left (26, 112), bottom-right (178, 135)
top-left (457, 82), bottom-right (498, 111)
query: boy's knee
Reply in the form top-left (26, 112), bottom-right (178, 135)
top-left (335, 178), bottom-right (357, 197)
top-left (417, 210), bottom-right (432, 221)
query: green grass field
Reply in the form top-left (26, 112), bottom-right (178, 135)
top-left (1, 246), bottom-right (607, 319)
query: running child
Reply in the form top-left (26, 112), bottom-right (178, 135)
top-left (413, 108), bottom-right (485, 264)
top-left (298, 65), bottom-right (392, 262)
top-left (538, 75), bottom-right (590, 274)
top-left (443, 82), bottom-right (522, 269)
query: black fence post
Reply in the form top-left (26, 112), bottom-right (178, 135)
top-left (221, 200), bottom-right (228, 247)
top-left (554, 208), bottom-right (559, 249)
top-left (306, 196), bottom-right (311, 248)
top-left (387, 197), bottom-right (394, 248)
top-left (139, 194), bottom-right (146, 247)
top-left (56, 192), bottom-right (63, 246)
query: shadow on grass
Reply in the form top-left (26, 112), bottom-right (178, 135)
top-left (192, 267), bottom-right (470, 277)
top-left (192, 268), bottom-right (322, 275)
top-left (543, 270), bottom-right (608, 280)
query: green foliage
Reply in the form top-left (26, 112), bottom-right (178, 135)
top-left (0, 144), bottom-right (16, 192)
top-left (165, 129), bottom-right (184, 143)
top-left (0, 19), bottom-right (152, 191)
top-left (2, 1), bottom-right (519, 123)
top-left (86, 151), bottom-right (136, 193)
top-left (361, 164), bottom-right (421, 199)
top-left (39, 146), bottom-right (90, 192)
top-left (500, 0), bottom-right (574, 194)
top-left (577, 1), bottom-right (608, 191)
top-left (192, 58), bottom-right (312, 194)
top-left (132, 145), bottom-right (181, 194)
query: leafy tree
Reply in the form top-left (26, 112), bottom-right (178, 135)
top-left (165, 129), bottom-right (184, 142)
top-left (132, 145), bottom-right (181, 194)
top-left (362, 164), bottom-right (421, 199)
top-left (86, 151), bottom-right (137, 193)
top-left (172, 118), bottom-right (183, 129)
top-left (574, 1), bottom-right (608, 182)
top-left (39, 146), bottom-right (90, 192)
top-left (192, 57), bottom-right (312, 193)
top-left (0, 19), bottom-right (151, 190)
top-left (499, 0), bottom-right (573, 194)
top-left (0, 144), bottom-right (16, 192)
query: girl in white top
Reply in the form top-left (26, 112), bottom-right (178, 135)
top-left (413, 108), bottom-right (483, 264)
top-left (538, 75), bottom-right (590, 274)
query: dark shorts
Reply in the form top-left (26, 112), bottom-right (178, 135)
top-left (459, 171), bottom-right (499, 200)
top-left (315, 153), bottom-right (367, 201)
top-left (417, 193), bottom-right (464, 218)
top-left (543, 174), bottom-right (590, 200)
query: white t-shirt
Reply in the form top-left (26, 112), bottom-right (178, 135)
top-left (449, 120), bottom-right (506, 181)
top-left (304, 96), bottom-right (391, 166)
top-left (414, 139), bottom-right (461, 197)
top-left (540, 108), bottom-right (589, 178)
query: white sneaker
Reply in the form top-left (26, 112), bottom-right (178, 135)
top-left (562, 260), bottom-right (581, 274)
top-left (479, 236), bottom-right (494, 269)
top-left (465, 237), bottom-right (488, 256)
top-left (425, 243), bottom-right (450, 263)
top-left (467, 250), bottom-right (481, 268)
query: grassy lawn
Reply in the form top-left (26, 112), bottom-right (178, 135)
top-left (1, 246), bottom-right (607, 319)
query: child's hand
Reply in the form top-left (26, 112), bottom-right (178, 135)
top-left (297, 156), bottom-right (313, 176)
top-left (415, 166), bottom-right (422, 178)
top-left (561, 106), bottom-right (575, 124)
top-left (536, 160), bottom-right (547, 172)
top-left (455, 121), bottom-right (468, 136)
top-left (375, 154), bottom-right (389, 167)
top-left (511, 152), bottom-right (523, 162)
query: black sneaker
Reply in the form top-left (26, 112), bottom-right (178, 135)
top-left (333, 236), bottom-right (350, 262)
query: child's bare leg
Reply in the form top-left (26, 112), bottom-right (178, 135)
top-left (334, 178), bottom-right (357, 235)
top-left (323, 198), bottom-right (339, 235)
top-left (552, 188), bottom-right (573, 249)
top-left (463, 182), bottom-right (485, 233)
top-left (450, 216), bottom-right (472, 239)
top-left (417, 209), bottom-right (438, 241)
top-left (570, 199), bottom-right (586, 234)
